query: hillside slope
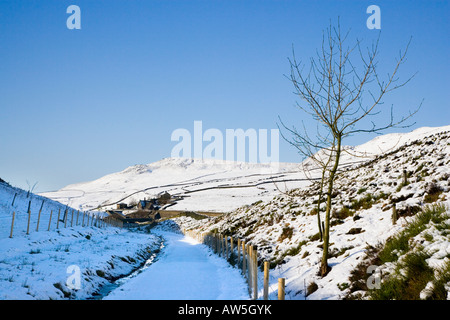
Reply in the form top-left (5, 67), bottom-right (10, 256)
top-left (173, 127), bottom-right (450, 299)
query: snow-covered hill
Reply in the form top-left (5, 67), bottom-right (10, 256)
top-left (40, 158), bottom-right (303, 213)
top-left (40, 125), bottom-right (450, 214)
top-left (170, 126), bottom-right (450, 300)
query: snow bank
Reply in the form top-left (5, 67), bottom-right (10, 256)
top-left (0, 181), bottom-right (161, 300)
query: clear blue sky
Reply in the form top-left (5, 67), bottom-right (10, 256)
top-left (1, 0), bottom-right (449, 192)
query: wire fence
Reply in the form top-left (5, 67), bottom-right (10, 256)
top-left (5, 195), bottom-right (122, 239)
top-left (183, 229), bottom-right (285, 300)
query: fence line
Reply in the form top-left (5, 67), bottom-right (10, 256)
top-left (182, 229), bottom-right (285, 300)
top-left (7, 203), bottom-right (123, 239)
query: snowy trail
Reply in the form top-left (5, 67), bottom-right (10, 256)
top-left (103, 231), bottom-right (250, 300)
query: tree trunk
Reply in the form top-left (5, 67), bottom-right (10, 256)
top-left (316, 173), bottom-right (325, 242)
top-left (320, 135), bottom-right (342, 277)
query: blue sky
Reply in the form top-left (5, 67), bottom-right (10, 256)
top-left (0, 0), bottom-right (449, 192)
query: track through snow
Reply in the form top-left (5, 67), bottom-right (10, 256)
top-left (103, 230), bottom-right (250, 300)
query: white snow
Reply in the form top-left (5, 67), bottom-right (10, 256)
top-left (104, 225), bottom-right (249, 300)
top-left (0, 180), bottom-right (161, 299)
top-left (0, 223), bottom-right (161, 299)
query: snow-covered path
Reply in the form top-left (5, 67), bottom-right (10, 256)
top-left (103, 231), bottom-right (250, 300)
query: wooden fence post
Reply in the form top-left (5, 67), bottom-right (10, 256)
top-left (48, 210), bottom-right (53, 231)
top-left (252, 246), bottom-right (258, 300)
top-left (230, 236), bottom-right (234, 263)
top-left (264, 261), bottom-right (269, 300)
top-left (11, 193), bottom-right (17, 206)
top-left (223, 235), bottom-right (226, 257)
top-left (225, 236), bottom-right (229, 260)
top-left (26, 207), bottom-right (31, 235)
top-left (36, 207), bottom-right (42, 232)
top-left (278, 278), bottom-right (285, 300)
top-left (216, 234), bottom-right (219, 254)
top-left (56, 208), bottom-right (61, 229)
top-left (9, 211), bottom-right (16, 238)
top-left (36, 201), bottom-right (44, 232)
top-left (217, 234), bottom-right (220, 254)
top-left (237, 238), bottom-right (241, 266)
top-left (248, 245), bottom-right (253, 296)
top-left (242, 241), bottom-right (246, 276)
top-left (215, 234), bottom-right (218, 255)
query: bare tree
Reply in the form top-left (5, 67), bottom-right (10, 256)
top-left (279, 20), bottom-right (421, 277)
top-left (26, 180), bottom-right (38, 198)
